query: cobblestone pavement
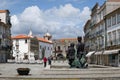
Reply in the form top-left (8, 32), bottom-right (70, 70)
top-left (0, 61), bottom-right (120, 80)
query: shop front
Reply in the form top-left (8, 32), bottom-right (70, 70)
top-left (90, 49), bottom-right (120, 67)
top-left (103, 49), bottom-right (120, 67)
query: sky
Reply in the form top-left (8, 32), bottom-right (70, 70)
top-left (0, 0), bottom-right (106, 39)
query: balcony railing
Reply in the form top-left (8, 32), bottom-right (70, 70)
top-left (107, 39), bottom-right (120, 46)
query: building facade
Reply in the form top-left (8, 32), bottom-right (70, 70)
top-left (0, 10), bottom-right (12, 63)
top-left (84, 0), bottom-right (120, 66)
top-left (12, 32), bottom-right (53, 63)
top-left (53, 38), bottom-right (78, 60)
top-left (12, 34), bottom-right (39, 63)
top-left (104, 7), bottom-right (120, 66)
top-left (38, 38), bottom-right (53, 59)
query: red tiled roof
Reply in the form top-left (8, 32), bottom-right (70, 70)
top-left (59, 38), bottom-right (77, 41)
top-left (12, 34), bottom-right (30, 39)
top-left (59, 38), bottom-right (77, 43)
top-left (37, 38), bottom-right (52, 44)
top-left (12, 34), bottom-right (53, 44)
top-left (0, 10), bottom-right (9, 13)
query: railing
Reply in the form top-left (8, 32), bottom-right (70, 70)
top-left (107, 39), bottom-right (120, 46)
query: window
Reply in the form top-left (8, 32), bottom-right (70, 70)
top-left (25, 39), bottom-right (27, 43)
top-left (44, 46), bottom-right (46, 50)
top-left (112, 15), bottom-right (116, 25)
top-left (48, 47), bottom-right (49, 50)
top-left (117, 13), bottom-right (120, 23)
top-left (118, 29), bottom-right (120, 44)
top-left (107, 18), bottom-right (111, 28)
top-left (108, 32), bottom-right (112, 46)
top-left (39, 45), bottom-right (41, 49)
top-left (112, 31), bottom-right (116, 45)
top-left (16, 40), bottom-right (19, 46)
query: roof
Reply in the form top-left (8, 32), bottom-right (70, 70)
top-left (37, 37), bottom-right (52, 44)
top-left (59, 38), bottom-right (77, 41)
top-left (56, 38), bottom-right (77, 43)
top-left (0, 10), bottom-right (10, 13)
top-left (12, 34), bottom-right (53, 44)
top-left (12, 34), bottom-right (31, 39)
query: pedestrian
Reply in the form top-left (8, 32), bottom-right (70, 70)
top-left (43, 57), bottom-right (47, 67)
top-left (48, 56), bottom-right (51, 65)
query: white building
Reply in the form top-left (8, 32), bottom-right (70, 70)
top-left (12, 31), bottom-right (53, 63)
top-left (38, 37), bottom-right (53, 59)
top-left (0, 10), bottom-right (12, 63)
top-left (38, 32), bottom-right (53, 59)
top-left (12, 34), bottom-right (39, 63)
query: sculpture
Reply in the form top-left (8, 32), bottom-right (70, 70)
top-left (66, 43), bottom-right (75, 68)
top-left (67, 36), bottom-right (88, 68)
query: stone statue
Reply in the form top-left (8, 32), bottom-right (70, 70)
top-left (67, 36), bottom-right (88, 68)
top-left (76, 36), bottom-right (87, 68)
top-left (67, 43), bottom-right (75, 68)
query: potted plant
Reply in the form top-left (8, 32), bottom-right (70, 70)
top-left (17, 68), bottom-right (30, 75)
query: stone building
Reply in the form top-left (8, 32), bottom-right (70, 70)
top-left (0, 10), bottom-right (12, 63)
top-left (53, 38), bottom-right (78, 60)
top-left (84, 0), bottom-right (120, 66)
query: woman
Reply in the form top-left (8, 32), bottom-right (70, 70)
top-left (43, 57), bottom-right (47, 67)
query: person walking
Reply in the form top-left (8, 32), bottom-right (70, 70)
top-left (48, 56), bottom-right (51, 65)
top-left (43, 57), bottom-right (47, 67)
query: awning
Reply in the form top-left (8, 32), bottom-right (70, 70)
top-left (86, 51), bottom-right (95, 57)
top-left (95, 51), bottom-right (102, 55)
top-left (103, 49), bottom-right (120, 55)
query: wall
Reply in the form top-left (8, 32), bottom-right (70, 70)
top-left (0, 13), bottom-right (6, 23)
top-left (12, 39), bottom-right (29, 59)
top-left (39, 41), bottom-right (53, 59)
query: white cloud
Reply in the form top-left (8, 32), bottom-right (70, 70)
top-left (11, 4), bottom-right (91, 39)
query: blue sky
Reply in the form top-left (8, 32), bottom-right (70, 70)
top-left (0, 0), bottom-right (106, 39)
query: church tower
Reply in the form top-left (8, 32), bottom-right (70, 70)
top-left (44, 31), bottom-right (52, 40)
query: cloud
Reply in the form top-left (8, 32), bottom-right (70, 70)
top-left (11, 4), bottom-right (91, 39)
